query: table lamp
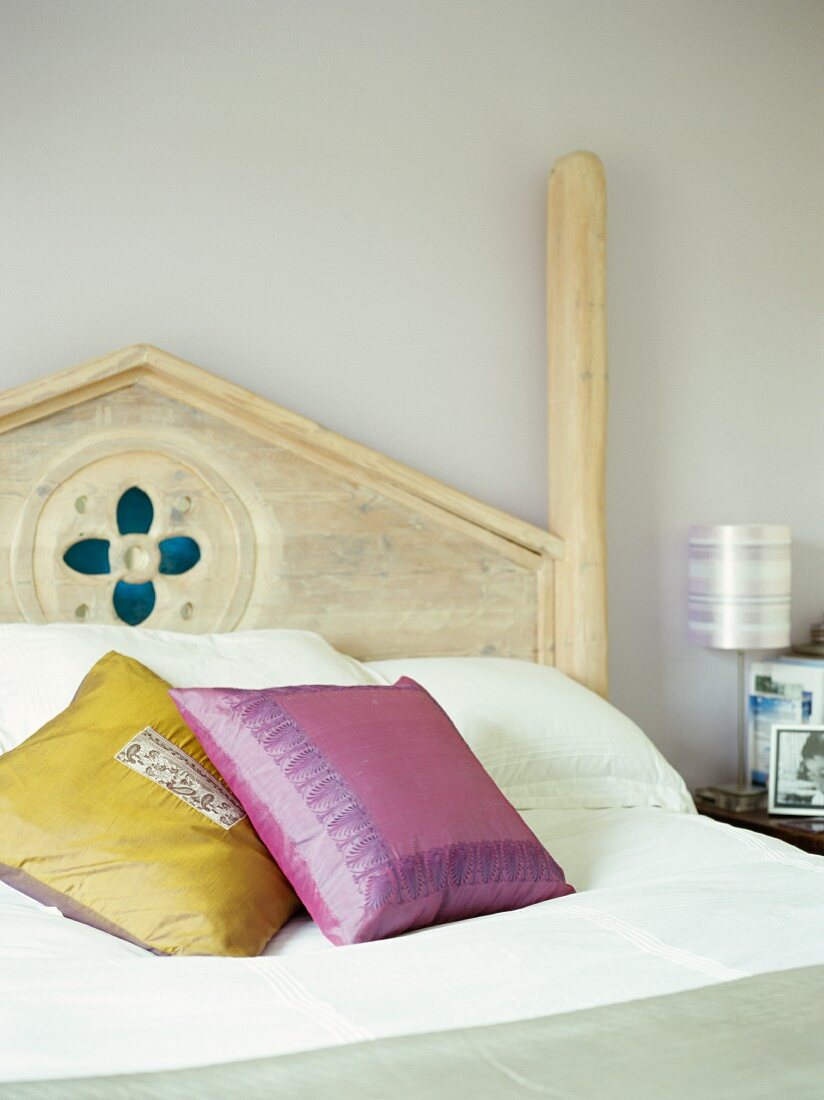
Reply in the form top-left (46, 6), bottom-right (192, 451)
top-left (688, 524), bottom-right (792, 812)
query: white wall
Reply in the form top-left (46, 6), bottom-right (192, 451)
top-left (1, 0), bottom-right (821, 787)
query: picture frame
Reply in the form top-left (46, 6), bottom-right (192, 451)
top-left (768, 724), bottom-right (824, 816)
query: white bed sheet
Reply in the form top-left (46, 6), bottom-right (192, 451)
top-left (2, 807), bottom-right (824, 1082)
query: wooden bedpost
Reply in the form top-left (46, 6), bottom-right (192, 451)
top-left (547, 151), bottom-right (608, 697)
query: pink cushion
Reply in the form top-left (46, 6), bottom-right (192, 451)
top-left (170, 678), bottom-right (573, 945)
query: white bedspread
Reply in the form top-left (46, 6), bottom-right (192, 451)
top-left (2, 807), bottom-right (823, 1082)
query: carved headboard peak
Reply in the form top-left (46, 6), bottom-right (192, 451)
top-left (0, 343), bottom-right (561, 563)
top-left (0, 342), bottom-right (562, 660)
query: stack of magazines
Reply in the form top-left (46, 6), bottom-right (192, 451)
top-left (748, 657), bottom-right (824, 785)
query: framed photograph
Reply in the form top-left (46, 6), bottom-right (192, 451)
top-left (768, 725), bottom-right (824, 815)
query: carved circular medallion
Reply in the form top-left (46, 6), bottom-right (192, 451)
top-left (12, 441), bottom-right (259, 632)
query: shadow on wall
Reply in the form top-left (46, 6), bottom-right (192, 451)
top-left (792, 542), bottom-right (824, 647)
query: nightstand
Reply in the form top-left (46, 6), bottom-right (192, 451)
top-left (695, 800), bottom-right (824, 856)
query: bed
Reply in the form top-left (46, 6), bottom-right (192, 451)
top-left (1, 152), bottom-right (823, 1098)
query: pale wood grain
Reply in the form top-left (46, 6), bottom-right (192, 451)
top-left (1, 385), bottom-right (542, 660)
top-left (548, 151), bottom-right (608, 696)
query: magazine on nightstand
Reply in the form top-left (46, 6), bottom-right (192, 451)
top-left (748, 659), bottom-right (824, 786)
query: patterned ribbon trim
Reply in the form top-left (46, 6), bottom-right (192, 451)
top-left (115, 726), bottom-right (246, 830)
top-left (226, 692), bottom-right (395, 904)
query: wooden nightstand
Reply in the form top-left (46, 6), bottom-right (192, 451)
top-left (695, 800), bottom-right (824, 856)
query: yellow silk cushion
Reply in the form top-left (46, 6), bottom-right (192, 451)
top-left (0, 651), bottom-right (298, 955)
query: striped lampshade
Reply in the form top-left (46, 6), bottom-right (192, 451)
top-left (688, 524), bottom-right (791, 650)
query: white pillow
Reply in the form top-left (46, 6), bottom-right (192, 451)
top-left (367, 657), bottom-right (694, 813)
top-left (0, 623), bottom-right (380, 754)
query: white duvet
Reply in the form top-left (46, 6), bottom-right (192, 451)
top-left (3, 805), bottom-right (824, 1083)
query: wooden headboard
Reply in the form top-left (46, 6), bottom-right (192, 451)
top-left (0, 152), bottom-right (607, 695)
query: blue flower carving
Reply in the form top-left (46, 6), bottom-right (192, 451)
top-left (62, 486), bottom-right (201, 626)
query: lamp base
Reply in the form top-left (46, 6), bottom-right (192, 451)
top-left (694, 784), bottom-right (768, 813)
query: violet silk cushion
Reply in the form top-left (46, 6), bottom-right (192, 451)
top-left (171, 678), bottom-right (573, 946)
